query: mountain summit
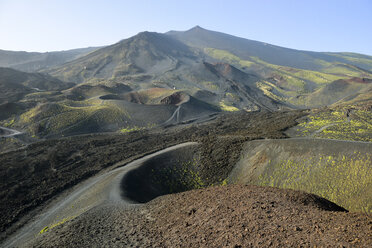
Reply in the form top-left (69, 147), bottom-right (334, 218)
top-left (0, 26), bottom-right (371, 121)
top-left (46, 32), bottom-right (196, 84)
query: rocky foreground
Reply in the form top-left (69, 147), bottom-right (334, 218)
top-left (0, 110), bottom-right (304, 238)
top-left (28, 185), bottom-right (371, 247)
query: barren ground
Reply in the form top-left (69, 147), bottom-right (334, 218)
top-left (0, 110), bottom-right (304, 241)
top-left (27, 185), bottom-right (372, 247)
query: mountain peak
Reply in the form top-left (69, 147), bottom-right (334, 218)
top-left (133, 31), bottom-right (160, 39)
top-left (188, 25), bottom-right (206, 32)
top-left (165, 26), bottom-right (207, 36)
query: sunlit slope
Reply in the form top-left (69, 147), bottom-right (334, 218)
top-left (8, 97), bottom-right (171, 138)
top-left (289, 102), bottom-right (372, 142)
top-left (167, 26), bottom-right (372, 108)
top-left (228, 139), bottom-right (372, 213)
top-left (0, 66), bottom-right (220, 139)
top-left (45, 31), bottom-right (280, 111)
top-left (44, 27), bottom-right (372, 110)
top-left (3, 86), bottom-right (218, 138)
top-left (203, 48), bottom-right (372, 108)
top-left (168, 26), bottom-right (372, 71)
top-left (298, 78), bottom-right (372, 107)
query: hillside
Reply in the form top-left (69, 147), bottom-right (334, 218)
top-left (0, 24), bottom-right (371, 245)
top-left (1, 26), bottom-right (372, 151)
top-left (0, 65), bottom-right (219, 142)
top-left (40, 26), bottom-right (372, 111)
top-left (26, 185), bottom-right (372, 247)
top-left (0, 47), bottom-right (98, 72)
top-left (0, 110), bottom-right (304, 240)
top-left (168, 26), bottom-right (372, 108)
top-left (1, 109), bottom-right (371, 247)
top-left (45, 31), bottom-right (281, 112)
top-left (46, 32), bottom-right (196, 84)
top-left (167, 26), bottom-right (372, 71)
top-left (229, 138), bottom-right (372, 213)
top-left (0, 67), bottom-right (74, 119)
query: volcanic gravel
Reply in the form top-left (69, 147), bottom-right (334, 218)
top-left (0, 110), bottom-right (304, 239)
top-left (27, 185), bottom-right (372, 247)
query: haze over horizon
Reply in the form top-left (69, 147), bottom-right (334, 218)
top-left (0, 0), bottom-right (372, 55)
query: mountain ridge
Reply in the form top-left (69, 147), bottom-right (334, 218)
top-left (167, 26), bottom-right (372, 71)
top-left (0, 47), bottom-right (99, 72)
top-left (0, 26), bottom-right (371, 140)
top-left (39, 26), bottom-right (372, 111)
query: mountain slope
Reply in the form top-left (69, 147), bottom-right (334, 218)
top-left (0, 67), bottom-right (73, 105)
top-left (300, 77), bottom-right (372, 107)
top-left (46, 32), bottom-right (196, 84)
top-left (0, 47), bottom-right (99, 73)
top-left (167, 26), bottom-right (372, 71)
top-left (167, 27), bottom-right (372, 108)
top-left (45, 27), bottom-right (372, 111)
top-left (46, 31), bottom-right (281, 111)
top-left (2, 26), bottom-right (371, 142)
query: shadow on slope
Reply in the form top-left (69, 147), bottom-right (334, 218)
top-left (121, 143), bottom-right (204, 203)
top-left (0, 67), bottom-right (73, 105)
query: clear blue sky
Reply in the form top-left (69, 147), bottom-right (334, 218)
top-left (1, 0), bottom-right (371, 55)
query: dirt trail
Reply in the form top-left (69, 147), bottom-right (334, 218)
top-left (309, 112), bottom-right (353, 137)
top-left (310, 123), bottom-right (337, 137)
top-left (0, 126), bottom-right (22, 138)
top-left (163, 105), bottom-right (181, 125)
top-left (2, 142), bottom-right (197, 248)
top-left (286, 111), bottom-right (356, 139)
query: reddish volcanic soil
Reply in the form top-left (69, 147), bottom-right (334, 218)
top-left (28, 185), bottom-right (372, 247)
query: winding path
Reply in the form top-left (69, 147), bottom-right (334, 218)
top-left (163, 105), bottom-right (181, 125)
top-left (309, 123), bottom-right (338, 137)
top-left (0, 126), bottom-right (23, 138)
top-left (2, 142), bottom-right (197, 248)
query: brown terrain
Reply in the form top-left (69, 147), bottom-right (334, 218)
top-left (0, 110), bottom-right (304, 241)
top-left (1, 109), bottom-right (372, 247)
top-left (27, 185), bottom-right (371, 247)
top-left (1, 25), bottom-right (372, 248)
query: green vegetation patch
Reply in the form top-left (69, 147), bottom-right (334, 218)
top-left (249, 56), bottom-right (345, 86)
top-left (120, 123), bottom-right (156, 134)
top-left (39, 216), bottom-right (75, 234)
top-left (321, 63), bottom-right (371, 77)
top-left (149, 157), bottom-right (206, 193)
top-left (204, 48), bottom-right (254, 68)
top-left (257, 152), bottom-right (372, 213)
top-left (120, 126), bottom-right (143, 133)
top-left (256, 81), bottom-right (285, 102)
top-left (3, 118), bottom-right (15, 127)
top-left (17, 100), bottom-right (131, 136)
top-left (297, 108), bottom-right (372, 142)
top-left (219, 101), bottom-right (239, 112)
top-left (204, 48), bottom-right (360, 107)
top-left (326, 53), bottom-right (372, 71)
top-left (200, 81), bottom-right (219, 91)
